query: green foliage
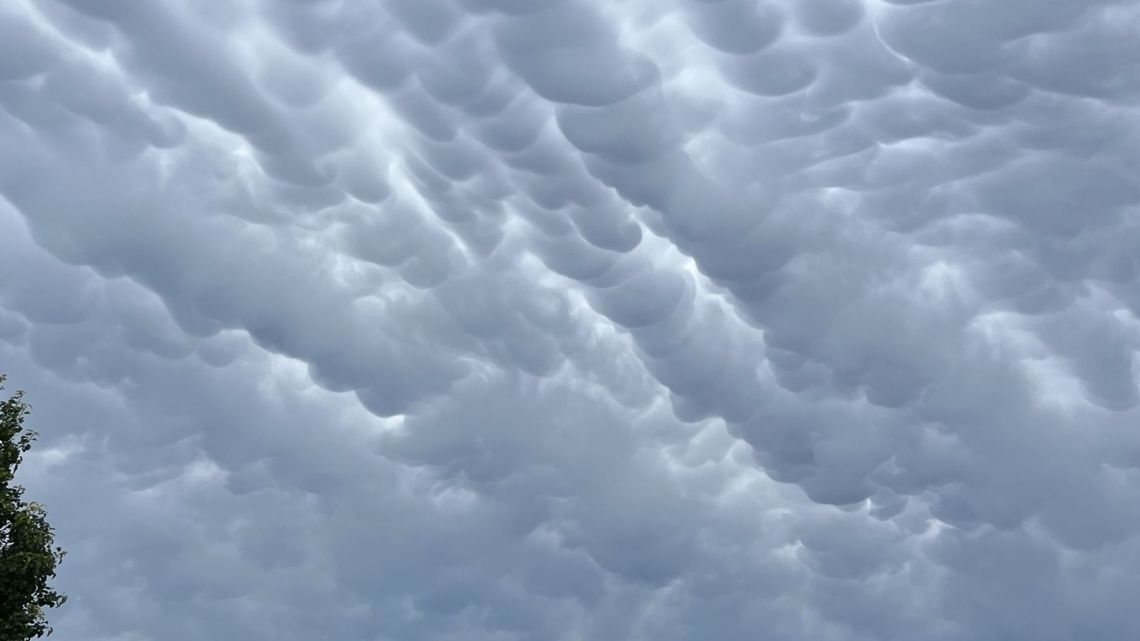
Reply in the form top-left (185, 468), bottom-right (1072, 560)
top-left (1, 375), bottom-right (66, 640)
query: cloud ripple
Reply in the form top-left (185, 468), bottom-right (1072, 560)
top-left (2, 0), bottom-right (1139, 639)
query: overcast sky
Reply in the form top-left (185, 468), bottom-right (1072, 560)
top-left (2, 0), bottom-right (1139, 639)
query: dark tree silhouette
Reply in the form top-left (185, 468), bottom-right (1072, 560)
top-left (1, 375), bottom-right (66, 640)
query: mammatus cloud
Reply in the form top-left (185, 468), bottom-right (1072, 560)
top-left (2, 0), bottom-right (1139, 639)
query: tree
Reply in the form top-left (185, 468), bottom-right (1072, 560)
top-left (1, 375), bottom-right (66, 640)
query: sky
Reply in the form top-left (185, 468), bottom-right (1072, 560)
top-left (1, 0), bottom-right (1139, 639)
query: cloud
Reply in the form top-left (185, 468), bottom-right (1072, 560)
top-left (2, 0), bottom-right (1140, 639)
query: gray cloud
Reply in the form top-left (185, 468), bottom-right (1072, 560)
top-left (2, 0), bottom-right (1140, 639)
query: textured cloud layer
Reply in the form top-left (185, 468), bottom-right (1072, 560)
top-left (3, 1), bottom-right (1140, 639)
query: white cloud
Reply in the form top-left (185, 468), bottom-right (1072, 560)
top-left (2, 0), bottom-right (1140, 639)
